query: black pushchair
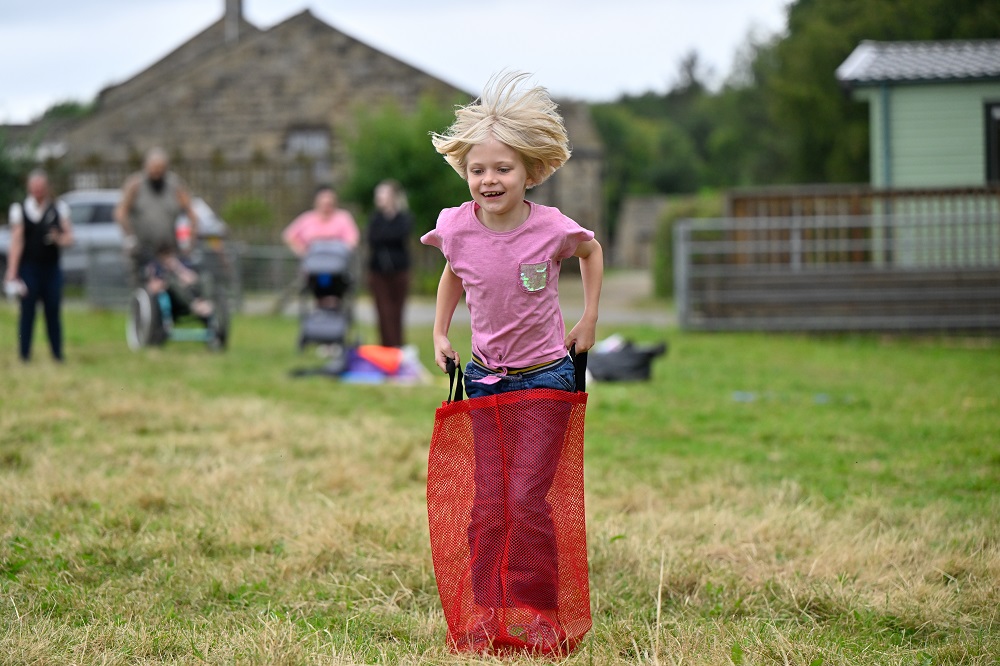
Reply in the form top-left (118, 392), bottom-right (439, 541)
top-left (297, 240), bottom-right (355, 366)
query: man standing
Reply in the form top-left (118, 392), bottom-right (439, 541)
top-left (114, 147), bottom-right (199, 284)
top-left (4, 169), bottom-right (75, 362)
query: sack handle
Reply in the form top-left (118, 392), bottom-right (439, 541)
top-left (444, 348), bottom-right (588, 403)
top-left (572, 345), bottom-right (588, 393)
top-left (445, 357), bottom-right (464, 403)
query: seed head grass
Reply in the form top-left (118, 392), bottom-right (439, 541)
top-left (0, 307), bottom-right (997, 664)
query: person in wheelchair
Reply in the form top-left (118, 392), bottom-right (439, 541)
top-left (126, 241), bottom-right (227, 351)
top-left (141, 246), bottom-right (215, 323)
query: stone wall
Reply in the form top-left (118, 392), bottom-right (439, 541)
top-left (615, 195), bottom-right (670, 268)
top-left (64, 11), bottom-right (466, 166)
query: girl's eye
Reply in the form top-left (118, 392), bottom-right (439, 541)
top-left (499, 167), bottom-right (510, 173)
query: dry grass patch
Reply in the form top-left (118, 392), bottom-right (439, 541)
top-left (1, 313), bottom-right (998, 664)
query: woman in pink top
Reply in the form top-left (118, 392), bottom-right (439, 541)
top-left (282, 185), bottom-right (359, 256)
top-left (421, 72), bottom-right (603, 655)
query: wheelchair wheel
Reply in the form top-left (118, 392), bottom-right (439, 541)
top-left (126, 288), bottom-right (165, 350)
top-left (206, 288), bottom-right (230, 351)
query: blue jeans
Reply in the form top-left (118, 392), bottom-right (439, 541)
top-left (463, 355), bottom-right (576, 611)
top-left (464, 355), bottom-right (576, 398)
top-left (18, 261), bottom-right (63, 361)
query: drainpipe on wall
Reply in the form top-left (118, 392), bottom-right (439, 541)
top-left (880, 83), bottom-right (894, 265)
top-left (880, 83), bottom-right (892, 188)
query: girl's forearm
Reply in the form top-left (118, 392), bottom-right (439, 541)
top-left (579, 241), bottom-right (604, 322)
top-left (433, 264), bottom-right (463, 337)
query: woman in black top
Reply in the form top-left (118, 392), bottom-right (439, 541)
top-left (4, 170), bottom-right (75, 362)
top-left (367, 180), bottom-right (412, 348)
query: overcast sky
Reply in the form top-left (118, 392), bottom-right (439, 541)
top-left (0, 0), bottom-right (790, 125)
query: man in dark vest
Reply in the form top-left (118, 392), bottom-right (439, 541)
top-left (115, 147), bottom-right (199, 286)
top-left (4, 169), bottom-right (75, 362)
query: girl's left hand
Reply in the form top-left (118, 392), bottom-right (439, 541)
top-left (565, 321), bottom-right (596, 353)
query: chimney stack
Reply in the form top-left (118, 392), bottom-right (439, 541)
top-left (224, 0), bottom-right (242, 44)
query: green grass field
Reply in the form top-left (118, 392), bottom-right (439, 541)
top-left (1, 303), bottom-right (998, 665)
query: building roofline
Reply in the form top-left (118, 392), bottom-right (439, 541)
top-left (837, 39), bottom-right (1000, 88)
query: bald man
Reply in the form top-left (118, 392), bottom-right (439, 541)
top-left (115, 147), bottom-right (199, 285)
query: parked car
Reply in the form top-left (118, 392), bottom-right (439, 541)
top-left (0, 189), bottom-right (228, 283)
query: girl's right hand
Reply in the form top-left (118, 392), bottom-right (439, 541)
top-left (433, 334), bottom-right (458, 373)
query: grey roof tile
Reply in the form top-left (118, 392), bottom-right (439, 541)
top-left (836, 40), bottom-right (1000, 86)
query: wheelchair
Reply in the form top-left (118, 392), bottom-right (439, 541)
top-left (126, 253), bottom-right (229, 352)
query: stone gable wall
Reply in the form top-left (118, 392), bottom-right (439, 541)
top-left (65, 12), bottom-right (466, 164)
top-left (53, 9), bottom-right (605, 243)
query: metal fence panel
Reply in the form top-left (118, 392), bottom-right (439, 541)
top-left (80, 242), bottom-right (368, 315)
top-left (83, 241), bottom-right (256, 312)
top-left (674, 213), bottom-right (1000, 332)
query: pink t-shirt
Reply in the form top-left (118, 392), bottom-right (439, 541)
top-left (421, 200), bottom-right (594, 370)
top-left (282, 209), bottom-right (360, 250)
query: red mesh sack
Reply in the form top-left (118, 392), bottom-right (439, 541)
top-left (427, 356), bottom-right (592, 656)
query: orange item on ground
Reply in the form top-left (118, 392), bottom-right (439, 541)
top-left (356, 344), bottom-right (403, 374)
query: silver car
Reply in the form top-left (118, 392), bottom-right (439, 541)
top-left (0, 189), bottom-right (227, 283)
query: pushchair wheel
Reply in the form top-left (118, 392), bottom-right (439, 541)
top-left (126, 288), bottom-right (166, 350)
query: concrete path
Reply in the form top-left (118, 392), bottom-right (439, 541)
top-left (249, 269), bottom-right (675, 328)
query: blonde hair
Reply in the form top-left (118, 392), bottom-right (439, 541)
top-left (431, 71), bottom-right (570, 188)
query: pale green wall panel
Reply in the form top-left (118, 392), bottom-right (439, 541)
top-left (891, 84), bottom-right (997, 186)
top-left (855, 81), bottom-right (1000, 187)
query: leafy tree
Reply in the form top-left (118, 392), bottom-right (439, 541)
top-left (590, 104), bottom-right (660, 240)
top-left (591, 0), bottom-right (1000, 200)
top-left (591, 56), bottom-right (713, 238)
top-left (761, 0), bottom-right (1000, 183)
top-left (221, 196), bottom-right (274, 230)
top-left (342, 96), bottom-right (469, 237)
top-left (0, 131), bottom-right (30, 208)
top-left (38, 100), bottom-right (93, 123)
top-left (704, 36), bottom-right (797, 186)
top-left (646, 119), bottom-right (703, 193)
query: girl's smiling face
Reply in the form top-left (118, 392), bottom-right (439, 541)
top-left (465, 136), bottom-right (535, 227)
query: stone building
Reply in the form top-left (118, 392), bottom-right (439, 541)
top-left (13, 1), bottom-right (605, 240)
top-left (62, 5), bottom-right (463, 166)
top-left (614, 195), bottom-right (670, 268)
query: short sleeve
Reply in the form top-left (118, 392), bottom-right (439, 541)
top-left (56, 200), bottom-right (71, 221)
top-left (420, 227), bottom-right (443, 250)
top-left (8, 202), bottom-right (23, 226)
top-left (557, 221), bottom-right (594, 260)
top-left (420, 208), bottom-right (448, 250)
top-left (281, 213), bottom-right (305, 244)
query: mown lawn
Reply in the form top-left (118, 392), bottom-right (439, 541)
top-left (1, 304), bottom-right (997, 665)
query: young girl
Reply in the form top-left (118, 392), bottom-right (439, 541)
top-left (421, 72), bottom-right (603, 654)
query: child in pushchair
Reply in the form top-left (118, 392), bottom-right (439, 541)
top-left (297, 240), bottom-right (354, 360)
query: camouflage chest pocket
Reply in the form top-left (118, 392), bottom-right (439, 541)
top-left (518, 259), bottom-right (551, 293)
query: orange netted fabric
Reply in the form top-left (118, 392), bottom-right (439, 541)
top-left (427, 385), bottom-right (591, 656)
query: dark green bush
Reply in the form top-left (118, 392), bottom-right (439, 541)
top-left (221, 197), bottom-right (275, 240)
top-left (652, 191), bottom-right (723, 299)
